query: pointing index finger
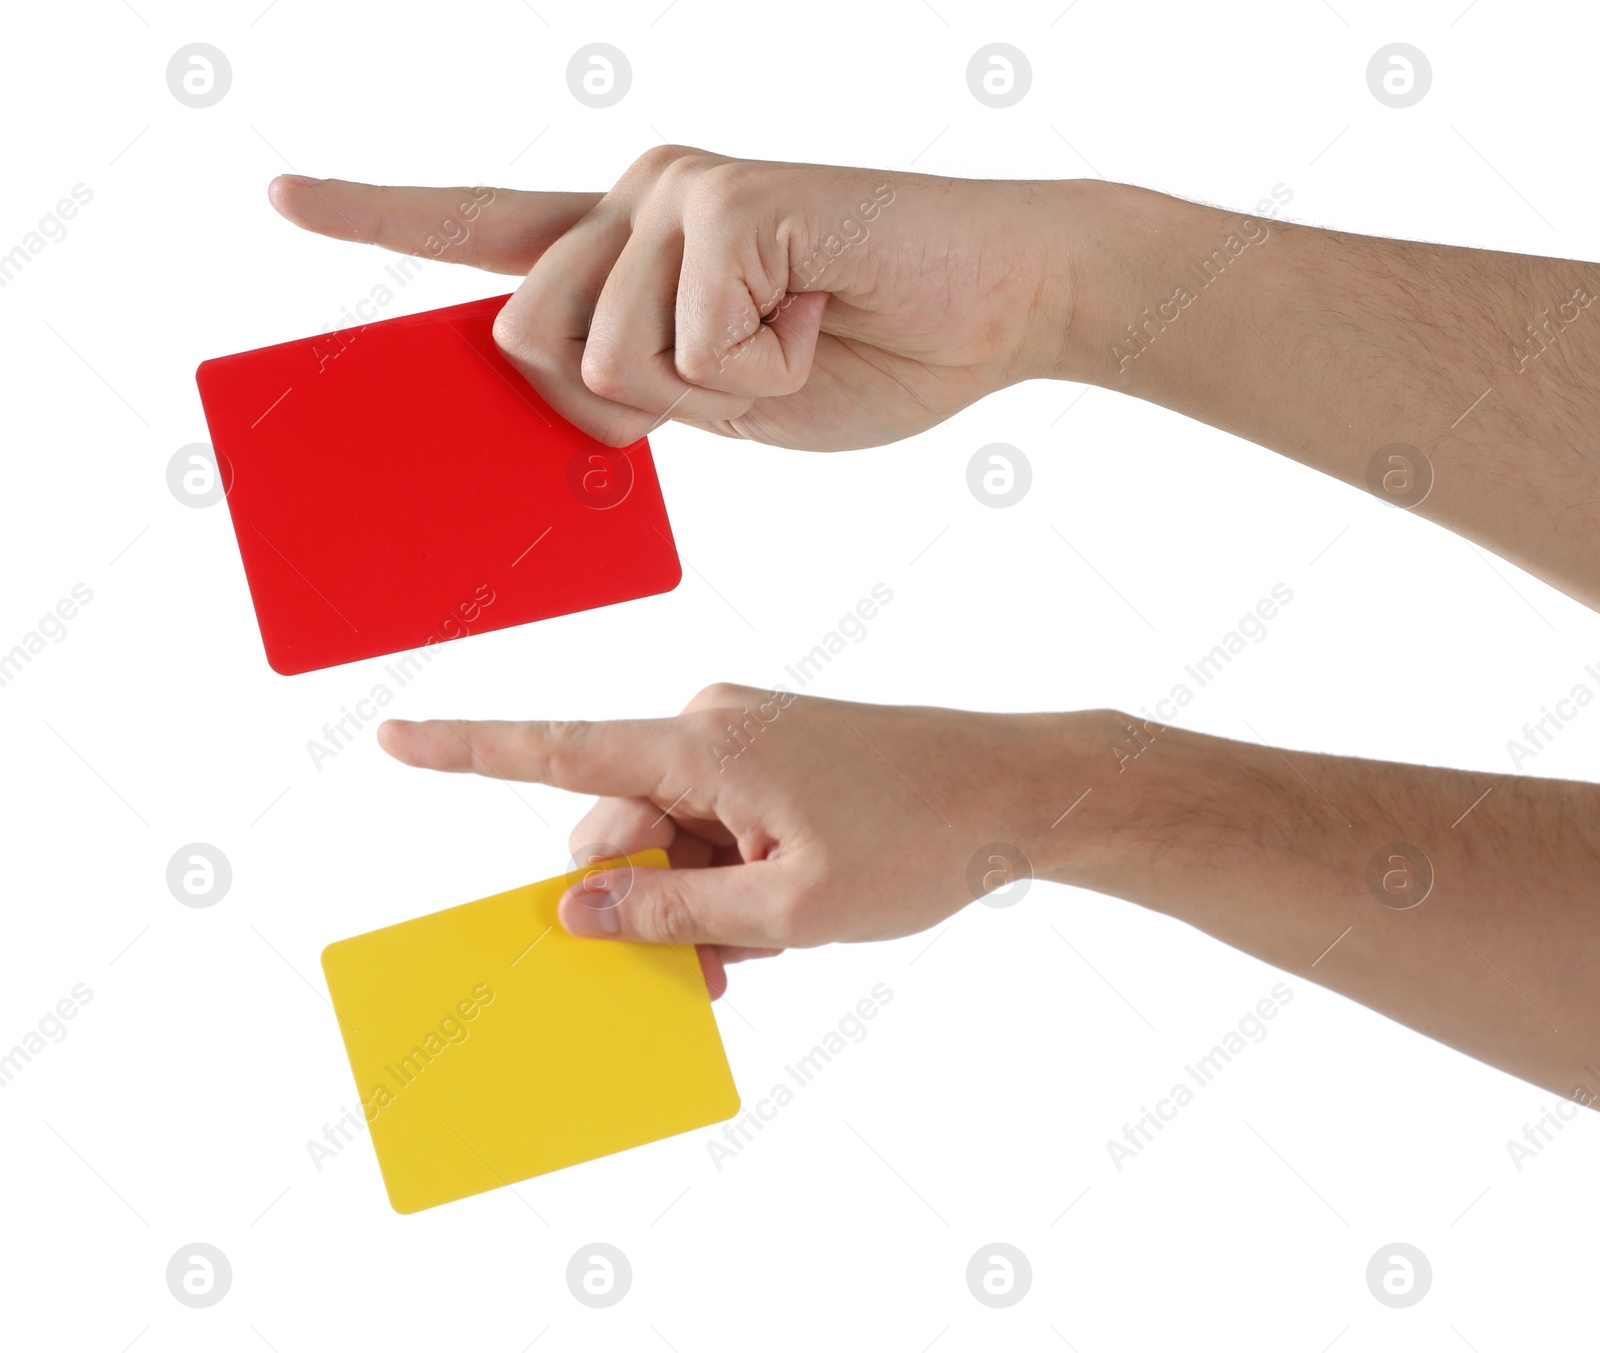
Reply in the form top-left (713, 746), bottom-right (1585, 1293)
top-left (377, 717), bottom-right (677, 799)
top-left (267, 176), bottom-right (604, 275)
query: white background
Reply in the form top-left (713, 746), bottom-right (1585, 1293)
top-left (2, 0), bottom-right (1598, 1348)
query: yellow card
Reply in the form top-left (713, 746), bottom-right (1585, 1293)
top-left (321, 850), bottom-right (740, 1213)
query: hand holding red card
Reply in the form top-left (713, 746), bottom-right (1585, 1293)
top-left (195, 294), bottom-right (681, 675)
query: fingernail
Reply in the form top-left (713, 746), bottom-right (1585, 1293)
top-left (277, 173), bottom-right (322, 186)
top-left (561, 885), bottom-right (620, 936)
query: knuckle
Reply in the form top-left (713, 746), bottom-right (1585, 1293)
top-left (658, 151), bottom-right (728, 205)
top-left (675, 340), bottom-right (728, 388)
top-left (635, 884), bottom-right (697, 946)
top-left (624, 143), bottom-right (688, 185)
top-left (590, 414), bottom-right (650, 449)
top-left (694, 681), bottom-right (752, 710)
top-left (535, 719), bottom-right (590, 781)
top-left (491, 305), bottom-right (537, 364)
top-left (579, 344), bottom-right (630, 403)
top-left (653, 154), bottom-right (700, 198)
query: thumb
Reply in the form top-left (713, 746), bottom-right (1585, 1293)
top-left (559, 860), bottom-right (790, 949)
top-left (675, 237), bottom-right (829, 399)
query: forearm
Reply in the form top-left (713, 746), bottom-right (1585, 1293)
top-left (1038, 712), bottom-right (1600, 1102)
top-left (1056, 181), bottom-right (1600, 610)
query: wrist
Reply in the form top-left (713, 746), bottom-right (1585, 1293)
top-left (1042, 180), bottom-right (1274, 388)
top-left (1036, 178), bottom-right (1166, 385)
top-left (1017, 710), bottom-right (1267, 913)
top-left (1030, 713), bottom-right (1365, 934)
top-left (1001, 708), bottom-right (1158, 889)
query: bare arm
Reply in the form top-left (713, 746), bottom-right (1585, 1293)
top-left (1057, 713), bottom-right (1600, 1104)
top-left (1061, 182), bottom-right (1600, 609)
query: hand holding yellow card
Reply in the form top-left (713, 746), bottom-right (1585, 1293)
top-left (321, 850), bottom-right (740, 1213)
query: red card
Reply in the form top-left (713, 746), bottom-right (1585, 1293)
top-left (195, 294), bottom-right (681, 675)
